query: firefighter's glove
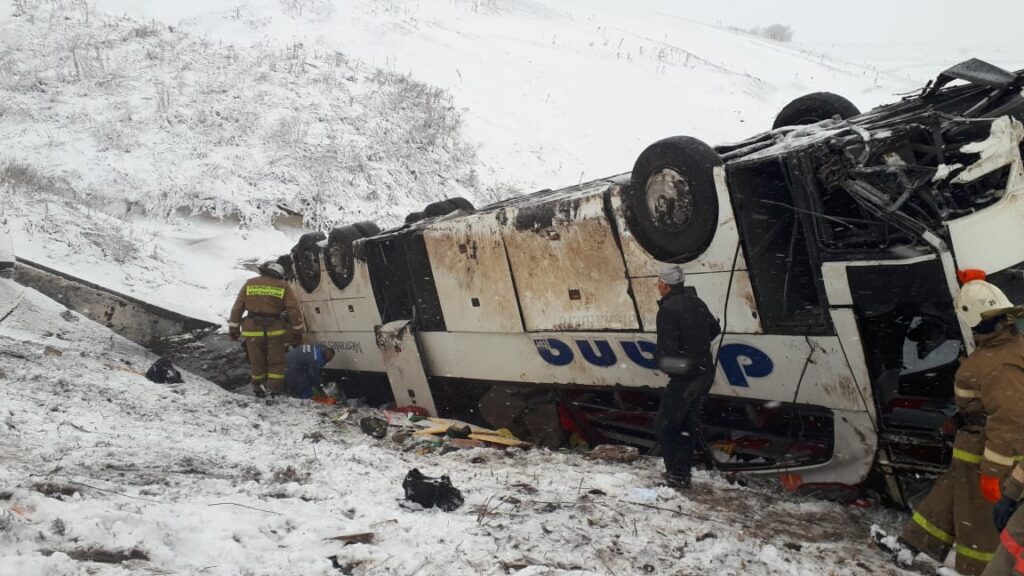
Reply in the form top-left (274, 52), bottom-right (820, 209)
top-left (981, 473), bottom-right (1003, 503)
top-left (229, 327), bottom-right (240, 341)
top-left (994, 496), bottom-right (1019, 532)
top-left (291, 332), bottom-right (303, 347)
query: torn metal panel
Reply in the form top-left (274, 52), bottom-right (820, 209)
top-left (946, 117), bottom-right (1024, 274)
top-left (11, 257), bottom-right (217, 348)
top-left (952, 116), bottom-right (1024, 184)
top-left (422, 215), bottom-right (523, 334)
top-left (375, 320), bottom-right (437, 415)
top-left (500, 193), bottom-right (639, 331)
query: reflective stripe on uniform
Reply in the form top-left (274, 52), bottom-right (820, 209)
top-left (251, 373), bottom-right (267, 381)
top-left (953, 448), bottom-right (983, 464)
top-left (228, 322), bottom-right (240, 328)
top-left (913, 511), bottom-right (954, 544)
top-left (246, 285), bottom-right (285, 298)
top-left (954, 386), bottom-right (980, 398)
top-left (240, 329), bottom-right (288, 337)
top-left (1014, 465), bottom-right (1024, 484)
top-left (985, 447), bottom-right (1017, 467)
top-left (955, 543), bottom-right (995, 563)
top-left (1001, 530), bottom-right (1024, 573)
top-left (267, 373), bottom-right (285, 380)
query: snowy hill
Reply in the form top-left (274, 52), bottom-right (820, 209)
top-left (0, 278), bottom-right (914, 575)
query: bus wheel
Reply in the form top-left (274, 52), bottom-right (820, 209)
top-left (290, 231), bottom-right (325, 294)
top-left (626, 136), bottom-right (722, 263)
top-left (772, 92), bottom-right (860, 129)
top-left (324, 225), bottom-right (363, 290)
top-left (424, 197), bottom-right (475, 218)
top-left (351, 221), bottom-right (381, 238)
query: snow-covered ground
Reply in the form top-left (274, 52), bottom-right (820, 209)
top-left (0, 279), bottom-right (916, 575)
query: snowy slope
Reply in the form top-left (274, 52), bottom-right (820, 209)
top-left (90, 0), bottom-right (945, 190)
top-left (0, 279), bottom-right (917, 575)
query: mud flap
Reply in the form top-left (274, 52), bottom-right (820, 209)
top-left (374, 319), bottom-right (438, 416)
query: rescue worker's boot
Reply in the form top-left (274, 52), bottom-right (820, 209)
top-left (252, 381), bottom-right (268, 399)
top-left (872, 525), bottom-right (919, 567)
top-left (661, 472), bottom-right (691, 491)
top-left (872, 525), bottom-right (942, 574)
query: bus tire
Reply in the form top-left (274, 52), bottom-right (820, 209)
top-left (772, 92), bottom-right (860, 129)
top-left (291, 231), bottom-right (325, 294)
top-left (626, 136), bottom-right (722, 263)
top-left (352, 221), bottom-right (381, 238)
top-left (324, 225), bottom-right (363, 291)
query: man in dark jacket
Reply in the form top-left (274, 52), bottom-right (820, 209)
top-left (655, 264), bottom-right (721, 489)
top-left (284, 344), bottom-right (335, 399)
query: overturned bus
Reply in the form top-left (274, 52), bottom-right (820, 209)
top-left (283, 59), bottom-right (1024, 506)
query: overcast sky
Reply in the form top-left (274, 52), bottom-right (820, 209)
top-left (641, 0), bottom-right (1023, 45)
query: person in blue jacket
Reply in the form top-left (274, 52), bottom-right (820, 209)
top-left (284, 344), bottom-right (336, 399)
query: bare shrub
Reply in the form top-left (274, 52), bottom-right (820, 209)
top-left (92, 119), bottom-right (139, 153)
top-left (0, 159), bottom-right (75, 199)
top-left (749, 24), bottom-right (794, 43)
top-left (83, 223), bottom-right (140, 264)
top-left (279, 0), bottom-right (333, 20)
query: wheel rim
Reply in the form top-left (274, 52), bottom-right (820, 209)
top-left (644, 168), bottom-right (695, 231)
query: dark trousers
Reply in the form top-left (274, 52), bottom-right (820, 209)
top-left (656, 373), bottom-right (714, 480)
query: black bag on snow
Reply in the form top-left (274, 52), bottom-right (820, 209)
top-left (402, 468), bottom-right (464, 512)
top-left (145, 357), bottom-right (183, 384)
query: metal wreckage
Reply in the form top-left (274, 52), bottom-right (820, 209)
top-left (279, 59), bottom-right (1024, 506)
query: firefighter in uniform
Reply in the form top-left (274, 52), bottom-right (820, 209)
top-left (228, 262), bottom-right (304, 398)
top-left (894, 280), bottom-right (1024, 575)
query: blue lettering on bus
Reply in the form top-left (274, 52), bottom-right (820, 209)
top-left (533, 338), bottom-right (574, 366)
top-left (621, 340), bottom-right (658, 369)
top-left (535, 337), bottom-right (658, 369)
top-left (718, 343), bottom-right (774, 387)
top-left (575, 339), bottom-right (617, 367)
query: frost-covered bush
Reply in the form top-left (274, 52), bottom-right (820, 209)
top-left (0, 2), bottom-right (483, 229)
top-left (750, 24), bottom-right (794, 43)
top-left (279, 0), bottom-right (334, 20)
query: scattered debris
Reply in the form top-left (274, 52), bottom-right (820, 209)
top-left (324, 532), bottom-right (375, 545)
top-left (402, 468), bottom-right (464, 512)
top-left (588, 444), bottom-right (639, 463)
top-left (448, 438), bottom-right (486, 450)
top-left (43, 346), bottom-right (63, 357)
top-left (60, 547), bottom-right (150, 563)
top-left (145, 357), bottom-right (183, 384)
top-left (359, 416), bottom-right (388, 439)
top-left (271, 466), bottom-right (309, 484)
top-left (31, 482), bottom-right (79, 499)
top-left (302, 431), bottom-right (325, 443)
top-left (446, 424), bottom-right (472, 438)
top-left (696, 532), bottom-right (717, 542)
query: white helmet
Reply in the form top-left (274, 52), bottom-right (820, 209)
top-left (955, 280), bottom-right (1013, 328)
top-left (261, 262), bottom-right (286, 279)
